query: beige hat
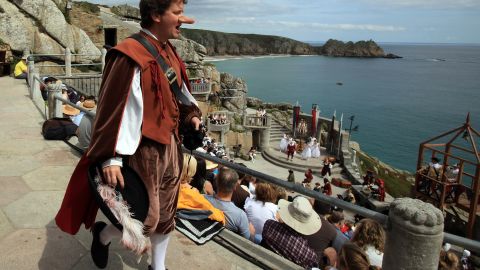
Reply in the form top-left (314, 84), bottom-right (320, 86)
top-left (278, 196), bottom-right (321, 235)
top-left (205, 160), bottom-right (218, 170)
top-left (63, 104), bottom-right (80, 116)
top-left (81, 99), bottom-right (96, 111)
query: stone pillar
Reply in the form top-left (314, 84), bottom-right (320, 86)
top-left (260, 129), bottom-right (270, 151)
top-left (65, 48), bottom-right (72, 77)
top-left (101, 48), bottom-right (107, 72)
top-left (31, 70), bottom-right (41, 101)
top-left (47, 84), bottom-right (63, 119)
top-left (27, 57), bottom-right (35, 89)
top-left (383, 198), bottom-right (444, 270)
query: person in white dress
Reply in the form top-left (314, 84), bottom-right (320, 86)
top-left (311, 139), bottom-right (321, 158)
top-left (279, 134), bottom-right (288, 152)
top-left (301, 139), bottom-right (313, 160)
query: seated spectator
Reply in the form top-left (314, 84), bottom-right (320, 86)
top-left (328, 210), bottom-right (349, 253)
top-left (190, 158), bottom-right (208, 194)
top-left (322, 178), bottom-right (332, 196)
top-left (351, 218), bottom-right (385, 268)
top-left (261, 196), bottom-right (320, 269)
top-left (335, 242), bottom-right (380, 270)
top-left (40, 76), bottom-right (58, 100)
top-left (76, 113), bottom-right (94, 151)
top-left (343, 188), bottom-right (356, 204)
top-left (231, 166), bottom-right (250, 210)
top-left (439, 249), bottom-right (460, 270)
top-left (14, 56), bottom-right (28, 79)
top-left (363, 170), bottom-right (375, 186)
top-left (244, 182), bottom-right (278, 243)
top-left (177, 154), bottom-right (225, 224)
top-left (304, 206), bottom-right (338, 263)
top-left (72, 97), bottom-right (96, 126)
top-left (204, 168), bottom-right (254, 240)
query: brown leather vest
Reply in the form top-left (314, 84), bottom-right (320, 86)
top-left (113, 33), bottom-right (187, 145)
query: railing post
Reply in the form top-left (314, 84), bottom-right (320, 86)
top-left (27, 56), bottom-right (35, 89)
top-left (65, 48), bottom-right (72, 77)
top-left (32, 69), bottom-right (41, 101)
top-left (101, 48), bottom-right (107, 72)
top-left (383, 198), bottom-right (444, 270)
top-left (47, 84), bottom-right (63, 119)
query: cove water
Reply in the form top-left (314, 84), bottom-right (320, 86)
top-left (211, 44), bottom-right (480, 172)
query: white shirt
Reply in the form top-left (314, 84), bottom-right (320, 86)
top-left (244, 197), bottom-right (278, 235)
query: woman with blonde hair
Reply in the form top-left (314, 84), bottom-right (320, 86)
top-left (351, 218), bottom-right (385, 268)
top-left (177, 154), bottom-right (225, 224)
top-left (244, 182), bottom-right (278, 243)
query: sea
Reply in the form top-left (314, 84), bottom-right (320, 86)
top-left (210, 44), bottom-right (480, 173)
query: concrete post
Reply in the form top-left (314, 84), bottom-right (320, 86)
top-left (383, 198), bottom-right (444, 270)
top-left (65, 48), bottom-right (72, 77)
top-left (260, 126), bottom-right (270, 151)
top-left (47, 84), bottom-right (63, 119)
top-left (27, 57), bottom-right (35, 89)
top-left (101, 48), bottom-right (107, 72)
top-left (32, 70), bottom-right (41, 101)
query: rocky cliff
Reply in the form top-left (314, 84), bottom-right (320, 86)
top-left (0, 0), bottom-right (100, 59)
top-left (180, 28), bottom-right (315, 56)
top-left (318, 39), bottom-right (399, 58)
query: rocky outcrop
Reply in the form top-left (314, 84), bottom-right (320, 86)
top-left (110, 4), bottom-right (140, 20)
top-left (0, 0), bottom-right (100, 59)
top-left (181, 28), bottom-right (315, 56)
top-left (319, 39), bottom-right (386, 58)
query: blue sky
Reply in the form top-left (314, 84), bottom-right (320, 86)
top-left (85, 0), bottom-right (480, 44)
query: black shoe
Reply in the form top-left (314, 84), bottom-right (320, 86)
top-left (91, 221), bottom-right (110, 269)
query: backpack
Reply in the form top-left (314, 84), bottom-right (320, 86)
top-left (42, 117), bottom-right (77, 140)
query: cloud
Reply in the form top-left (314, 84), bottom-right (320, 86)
top-left (361, 0), bottom-right (480, 8)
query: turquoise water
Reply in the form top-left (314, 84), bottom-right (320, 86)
top-left (211, 44), bottom-right (480, 172)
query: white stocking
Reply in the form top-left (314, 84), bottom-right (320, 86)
top-left (151, 233), bottom-right (170, 270)
top-left (99, 224), bottom-right (122, 245)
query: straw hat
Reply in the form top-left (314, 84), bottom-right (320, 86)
top-left (63, 104), bottom-right (80, 116)
top-left (205, 160), bottom-right (218, 170)
top-left (81, 99), bottom-right (96, 111)
top-left (278, 196), bottom-right (321, 235)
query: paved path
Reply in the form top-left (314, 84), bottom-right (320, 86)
top-left (0, 77), bottom-right (259, 270)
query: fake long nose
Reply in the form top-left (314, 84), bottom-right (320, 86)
top-left (179, 15), bottom-right (195, 24)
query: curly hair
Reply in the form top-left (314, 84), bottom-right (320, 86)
top-left (140, 0), bottom-right (188, 28)
top-left (351, 218), bottom-right (385, 252)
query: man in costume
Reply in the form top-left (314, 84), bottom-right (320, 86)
top-left (55, 1), bottom-right (200, 269)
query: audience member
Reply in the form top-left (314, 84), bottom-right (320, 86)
top-left (14, 56), bottom-right (28, 79)
top-left (261, 196), bottom-right (320, 269)
top-left (323, 178), bottom-right (332, 196)
top-left (177, 154), bottom-right (225, 224)
top-left (244, 182), bottom-right (278, 243)
top-left (204, 168), bottom-right (254, 240)
top-left (351, 218), bottom-right (385, 268)
top-left (438, 249), bottom-right (460, 270)
top-left (231, 168), bottom-right (251, 210)
top-left (328, 210), bottom-right (349, 253)
top-left (190, 158), bottom-right (208, 193)
top-left (304, 206), bottom-right (338, 262)
top-left (336, 242), bottom-right (380, 270)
